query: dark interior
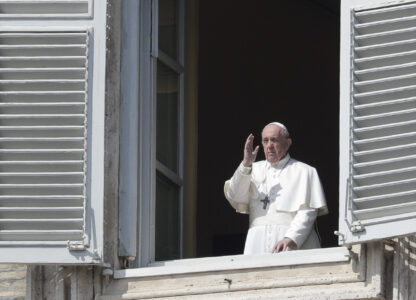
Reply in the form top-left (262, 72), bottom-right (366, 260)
top-left (196, 0), bottom-right (340, 257)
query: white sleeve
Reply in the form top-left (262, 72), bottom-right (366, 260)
top-left (224, 163), bottom-right (252, 213)
top-left (284, 207), bottom-right (317, 249)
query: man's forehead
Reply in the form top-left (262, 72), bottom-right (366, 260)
top-left (262, 125), bottom-right (283, 137)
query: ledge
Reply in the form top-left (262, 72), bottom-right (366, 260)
top-left (114, 246), bottom-right (351, 279)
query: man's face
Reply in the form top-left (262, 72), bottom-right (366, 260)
top-left (261, 124), bottom-right (292, 163)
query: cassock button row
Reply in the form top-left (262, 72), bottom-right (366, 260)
top-left (266, 225), bottom-right (273, 250)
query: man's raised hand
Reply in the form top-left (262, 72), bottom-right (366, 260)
top-left (243, 134), bottom-right (259, 167)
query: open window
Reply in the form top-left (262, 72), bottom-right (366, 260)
top-left (119, 0), bottom-right (416, 271)
top-left (119, 0), bottom-right (341, 267)
top-left (0, 0), bottom-right (106, 264)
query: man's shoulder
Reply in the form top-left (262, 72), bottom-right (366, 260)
top-left (288, 158), bottom-right (317, 173)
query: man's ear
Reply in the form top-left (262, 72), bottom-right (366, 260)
top-left (287, 138), bottom-right (292, 150)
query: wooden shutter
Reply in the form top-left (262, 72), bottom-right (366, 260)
top-left (339, 0), bottom-right (416, 245)
top-left (0, 30), bottom-right (88, 243)
top-left (0, 0), bottom-right (105, 264)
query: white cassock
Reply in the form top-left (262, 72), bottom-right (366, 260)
top-left (224, 154), bottom-right (328, 255)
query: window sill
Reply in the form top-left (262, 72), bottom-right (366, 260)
top-left (114, 246), bottom-right (351, 279)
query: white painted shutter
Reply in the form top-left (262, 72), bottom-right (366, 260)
top-left (0, 0), bottom-right (105, 264)
top-left (0, 31), bottom-right (88, 243)
top-left (339, 1), bottom-right (416, 245)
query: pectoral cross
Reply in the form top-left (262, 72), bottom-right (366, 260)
top-left (260, 196), bottom-right (270, 210)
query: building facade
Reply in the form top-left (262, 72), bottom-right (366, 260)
top-left (0, 0), bottom-right (415, 299)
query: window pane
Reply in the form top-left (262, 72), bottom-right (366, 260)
top-left (155, 171), bottom-right (180, 261)
top-left (159, 0), bottom-right (177, 59)
top-left (156, 61), bottom-right (179, 172)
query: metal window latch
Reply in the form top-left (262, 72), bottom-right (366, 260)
top-left (350, 221), bottom-right (365, 233)
top-left (334, 230), bottom-right (345, 242)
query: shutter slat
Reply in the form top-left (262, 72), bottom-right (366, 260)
top-left (0, 68), bottom-right (85, 80)
top-left (355, 62), bottom-right (416, 81)
top-left (355, 39), bottom-right (416, 57)
top-left (0, 173), bottom-right (83, 184)
top-left (354, 49), bottom-right (416, 69)
top-left (0, 83), bottom-right (84, 91)
top-left (0, 230), bottom-right (83, 241)
top-left (354, 108), bottom-right (416, 127)
top-left (0, 149), bottom-right (83, 152)
top-left (0, 1), bottom-right (89, 16)
top-left (0, 48), bottom-right (86, 57)
top-left (354, 154), bottom-right (416, 175)
top-left (354, 97), bottom-right (416, 115)
top-left (0, 105), bottom-right (84, 114)
top-left (0, 114), bottom-right (84, 117)
top-left (355, 3), bottom-right (416, 23)
top-left (355, 16), bottom-right (416, 35)
top-left (0, 195), bottom-right (84, 208)
top-left (353, 190), bottom-right (416, 208)
top-left (0, 56), bottom-right (85, 68)
top-left (0, 44), bottom-right (85, 48)
top-left (354, 166), bottom-right (416, 186)
top-left (353, 178), bottom-right (416, 199)
top-left (355, 27), bottom-right (416, 47)
top-left (354, 85), bottom-right (416, 105)
top-left (0, 32), bottom-right (86, 38)
top-left (0, 217), bottom-right (83, 230)
top-left (0, 91), bottom-right (84, 95)
top-left (354, 120), bottom-right (416, 138)
top-left (0, 207), bottom-right (82, 211)
top-left (0, 138), bottom-right (83, 141)
top-left (0, 79), bottom-right (84, 82)
top-left (353, 201), bottom-right (416, 220)
top-left (354, 142), bottom-right (416, 162)
top-left (354, 73), bottom-right (416, 93)
top-left (0, 104), bottom-right (84, 107)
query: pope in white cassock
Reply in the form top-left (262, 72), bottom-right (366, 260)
top-left (224, 122), bottom-right (328, 254)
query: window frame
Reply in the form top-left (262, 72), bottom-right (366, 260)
top-left (119, 0), bottom-right (186, 267)
top-left (152, 0), bottom-right (186, 261)
top-left (119, 0), bottom-right (416, 271)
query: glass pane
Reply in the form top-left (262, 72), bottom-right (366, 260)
top-left (156, 61), bottom-right (179, 172)
top-left (159, 0), bottom-right (177, 59)
top-left (155, 171), bottom-right (180, 261)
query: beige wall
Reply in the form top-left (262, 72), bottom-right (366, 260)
top-left (0, 265), bottom-right (26, 299)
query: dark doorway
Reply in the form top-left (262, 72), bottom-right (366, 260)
top-left (197, 0), bottom-right (340, 257)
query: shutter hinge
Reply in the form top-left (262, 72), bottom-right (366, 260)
top-left (67, 235), bottom-right (89, 251)
top-left (350, 221), bottom-right (365, 233)
top-left (334, 230), bottom-right (345, 243)
top-left (67, 241), bottom-right (86, 251)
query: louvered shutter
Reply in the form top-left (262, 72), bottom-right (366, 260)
top-left (0, 1), bottom-right (105, 264)
top-left (339, 0), bottom-right (416, 245)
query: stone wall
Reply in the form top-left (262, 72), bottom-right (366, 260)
top-left (0, 265), bottom-right (26, 300)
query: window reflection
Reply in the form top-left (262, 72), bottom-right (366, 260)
top-left (159, 0), bottom-right (177, 59)
top-left (155, 171), bottom-right (180, 261)
top-left (156, 61), bottom-right (179, 173)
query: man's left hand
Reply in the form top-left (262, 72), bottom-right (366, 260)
top-left (272, 237), bottom-right (297, 253)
